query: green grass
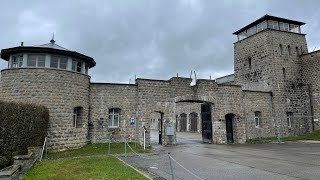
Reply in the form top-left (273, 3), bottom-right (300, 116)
top-left (24, 143), bottom-right (151, 180)
top-left (247, 130), bottom-right (320, 144)
top-left (44, 142), bottom-right (152, 159)
top-left (24, 156), bottom-right (147, 180)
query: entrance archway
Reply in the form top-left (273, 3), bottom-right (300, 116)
top-left (225, 114), bottom-right (235, 144)
top-left (174, 95), bottom-right (215, 144)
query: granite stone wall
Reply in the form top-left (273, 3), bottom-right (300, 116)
top-left (301, 51), bottom-right (320, 130)
top-left (0, 68), bottom-right (90, 152)
top-left (234, 29), bottom-right (312, 137)
top-left (89, 83), bottom-right (138, 143)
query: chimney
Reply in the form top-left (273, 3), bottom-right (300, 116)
top-left (21, 42), bottom-right (24, 46)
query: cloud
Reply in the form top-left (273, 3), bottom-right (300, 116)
top-left (0, 0), bottom-right (320, 83)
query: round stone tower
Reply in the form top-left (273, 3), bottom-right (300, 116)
top-left (0, 39), bottom-right (96, 152)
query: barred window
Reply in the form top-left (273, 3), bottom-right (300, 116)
top-left (109, 108), bottom-right (120, 128)
top-left (286, 112), bottom-right (293, 127)
top-left (254, 111), bottom-right (261, 128)
top-left (73, 107), bottom-right (83, 128)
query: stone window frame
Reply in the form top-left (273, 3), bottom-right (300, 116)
top-left (295, 46), bottom-right (299, 56)
top-left (254, 111), bottom-right (261, 128)
top-left (10, 54), bottom-right (23, 68)
top-left (286, 112), bottom-right (293, 127)
top-left (27, 54), bottom-right (46, 67)
top-left (108, 108), bottom-right (121, 128)
top-left (73, 107), bottom-right (83, 128)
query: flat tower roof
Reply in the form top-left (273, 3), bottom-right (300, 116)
top-left (233, 14), bottom-right (305, 35)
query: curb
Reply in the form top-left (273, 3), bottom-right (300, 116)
top-left (113, 155), bottom-right (153, 180)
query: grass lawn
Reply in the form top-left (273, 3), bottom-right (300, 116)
top-left (24, 143), bottom-right (151, 180)
top-left (44, 142), bottom-right (151, 159)
top-left (247, 130), bottom-right (320, 144)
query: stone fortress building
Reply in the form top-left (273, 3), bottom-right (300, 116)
top-left (0, 15), bottom-right (320, 151)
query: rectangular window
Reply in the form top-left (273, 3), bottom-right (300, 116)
top-left (268, 20), bottom-right (279, 30)
top-left (37, 55), bottom-right (46, 67)
top-left (60, 57), bottom-right (68, 69)
top-left (11, 56), bottom-right (18, 68)
top-left (72, 60), bottom-right (77, 71)
top-left (50, 56), bottom-right (59, 68)
top-left (238, 31), bottom-right (247, 40)
top-left (76, 62), bottom-right (82, 72)
top-left (279, 22), bottom-right (289, 31)
top-left (109, 108), bottom-right (120, 127)
top-left (73, 107), bottom-right (83, 128)
top-left (27, 55), bottom-right (37, 67)
top-left (247, 26), bottom-right (257, 37)
top-left (286, 112), bottom-right (293, 127)
top-left (254, 111), bottom-right (261, 128)
top-left (290, 24), bottom-right (300, 33)
top-left (18, 56), bottom-right (23, 67)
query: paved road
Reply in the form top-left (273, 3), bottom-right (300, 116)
top-left (123, 132), bottom-right (320, 180)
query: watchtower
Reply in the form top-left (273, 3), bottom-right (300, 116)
top-left (233, 15), bottom-right (312, 135)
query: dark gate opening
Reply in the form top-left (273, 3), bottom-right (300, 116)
top-left (159, 112), bottom-right (163, 145)
top-left (201, 103), bottom-right (212, 143)
top-left (180, 113), bottom-right (187, 132)
top-left (190, 112), bottom-right (198, 132)
top-left (225, 114), bottom-right (234, 144)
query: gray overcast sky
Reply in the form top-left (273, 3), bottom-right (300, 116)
top-left (0, 0), bottom-right (319, 83)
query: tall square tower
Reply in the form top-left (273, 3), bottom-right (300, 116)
top-left (233, 15), bottom-right (312, 136)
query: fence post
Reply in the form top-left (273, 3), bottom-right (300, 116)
top-left (108, 142), bottom-right (111, 156)
top-left (168, 153), bottom-right (175, 180)
top-left (125, 140), bottom-right (127, 158)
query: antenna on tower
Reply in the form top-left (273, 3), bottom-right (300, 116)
top-left (313, 46), bottom-right (317, 51)
top-left (190, 70), bottom-right (193, 78)
top-left (194, 71), bottom-right (197, 81)
top-left (50, 33), bottom-right (55, 43)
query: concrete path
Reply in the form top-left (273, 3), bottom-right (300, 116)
top-left (123, 132), bottom-right (320, 180)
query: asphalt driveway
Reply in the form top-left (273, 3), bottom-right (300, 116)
top-left (123, 132), bottom-right (320, 180)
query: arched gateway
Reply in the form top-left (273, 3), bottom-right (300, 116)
top-left (175, 95), bottom-right (215, 144)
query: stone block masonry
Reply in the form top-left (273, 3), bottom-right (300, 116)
top-left (0, 68), bottom-right (90, 152)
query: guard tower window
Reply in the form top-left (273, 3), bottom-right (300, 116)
top-left (76, 62), bottom-right (82, 72)
top-left (279, 44), bottom-right (283, 55)
top-left (51, 56), bottom-right (68, 69)
top-left (279, 22), bottom-right (289, 31)
top-left (73, 107), bottom-right (83, 128)
top-left (282, 68), bottom-right (286, 80)
top-left (248, 58), bottom-right (252, 69)
top-left (268, 20), bottom-right (279, 30)
top-left (257, 21), bottom-right (267, 32)
top-left (290, 24), bottom-right (300, 33)
top-left (109, 108), bottom-right (120, 128)
top-left (11, 55), bottom-right (23, 68)
top-left (254, 111), bottom-right (261, 128)
top-left (27, 55), bottom-right (45, 67)
top-left (286, 112), bottom-right (293, 127)
top-left (288, 45), bottom-right (291, 56)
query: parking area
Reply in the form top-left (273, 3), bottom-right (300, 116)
top-left (123, 135), bottom-right (320, 180)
